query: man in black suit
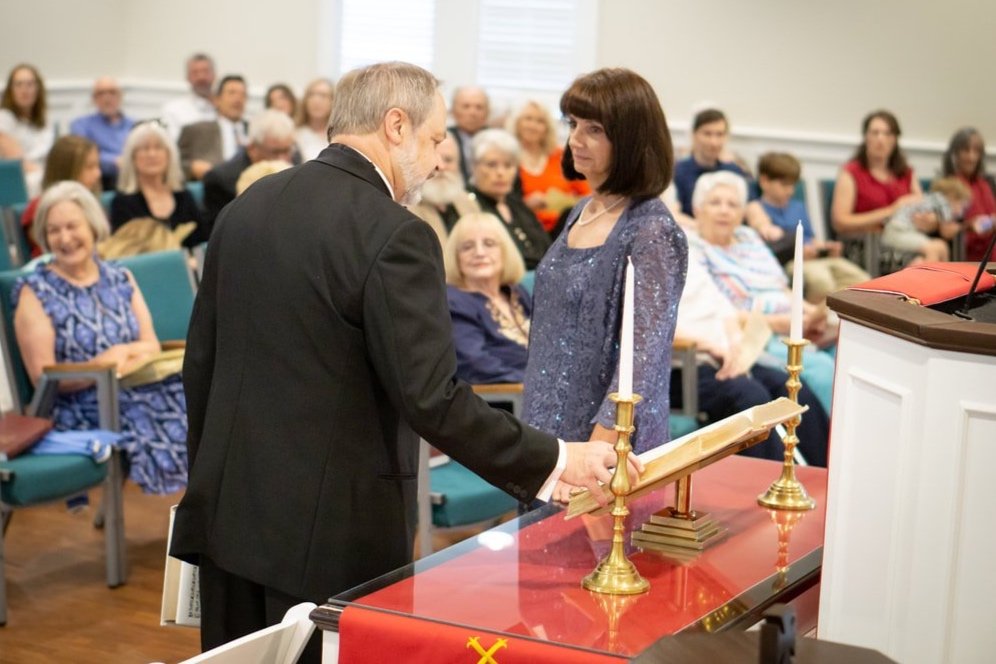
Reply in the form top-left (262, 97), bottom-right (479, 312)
top-left (201, 109), bottom-right (296, 237)
top-left (170, 62), bottom-right (633, 662)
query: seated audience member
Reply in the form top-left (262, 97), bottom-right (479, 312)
top-left (160, 53), bottom-right (217, 143)
top-left (511, 100), bottom-right (590, 236)
top-left (294, 78), bottom-right (335, 160)
top-left (450, 86), bottom-right (491, 183)
top-left (673, 244), bottom-right (829, 466)
top-left (20, 135), bottom-right (102, 257)
top-left (832, 110), bottom-right (923, 236)
top-left (672, 108), bottom-right (748, 223)
top-left (0, 63), bottom-right (55, 196)
top-left (691, 171), bottom-right (836, 414)
top-left (469, 129), bottom-right (551, 270)
top-left (942, 127), bottom-right (996, 261)
top-left (69, 77), bottom-right (135, 191)
top-left (178, 75), bottom-right (248, 180)
top-left (111, 122), bottom-right (203, 247)
top-left (883, 177), bottom-right (971, 263)
top-left (746, 152), bottom-right (869, 302)
top-left (235, 159), bottom-right (292, 196)
top-left (12, 181), bottom-right (188, 494)
top-left (202, 109), bottom-right (296, 234)
top-left (265, 83), bottom-right (297, 118)
top-left (409, 131), bottom-right (477, 247)
top-left (444, 212), bottom-right (531, 384)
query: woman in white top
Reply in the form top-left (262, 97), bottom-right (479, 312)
top-left (0, 64), bottom-right (55, 196)
top-left (294, 78), bottom-right (335, 160)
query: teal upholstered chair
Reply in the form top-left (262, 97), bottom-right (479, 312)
top-left (3, 201), bottom-right (30, 267)
top-left (0, 266), bottom-right (126, 626)
top-left (115, 250), bottom-right (197, 342)
top-left (186, 181), bottom-right (205, 211)
top-left (0, 161), bottom-right (28, 208)
top-left (416, 384), bottom-right (524, 555)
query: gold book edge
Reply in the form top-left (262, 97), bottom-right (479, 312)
top-left (565, 397), bottom-right (806, 519)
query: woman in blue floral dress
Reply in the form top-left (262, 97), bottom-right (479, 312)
top-left (12, 181), bottom-right (187, 494)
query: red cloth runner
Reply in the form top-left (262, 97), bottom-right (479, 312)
top-left (339, 605), bottom-right (622, 663)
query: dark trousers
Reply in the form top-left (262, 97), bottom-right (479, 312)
top-left (671, 363), bottom-right (830, 467)
top-left (198, 556), bottom-right (323, 664)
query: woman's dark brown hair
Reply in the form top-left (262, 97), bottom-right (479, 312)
top-left (941, 127), bottom-right (986, 179)
top-left (854, 109), bottom-right (909, 177)
top-left (1, 63), bottom-right (47, 128)
top-left (560, 68), bottom-right (673, 200)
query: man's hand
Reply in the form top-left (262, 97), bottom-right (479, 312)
top-left (561, 440), bottom-right (644, 507)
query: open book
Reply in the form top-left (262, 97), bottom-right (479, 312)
top-left (161, 504), bottom-right (201, 627)
top-left (566, 397), bottom-right (806, 518)
top-left (120, 348), bottom-right (185, 389)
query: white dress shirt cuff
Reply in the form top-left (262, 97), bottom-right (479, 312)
top-left (534, 438), bottom-right (567, 502)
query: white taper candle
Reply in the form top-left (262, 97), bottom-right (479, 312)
top-left (619, 256), bottom-right (634, 399)
top-left (790, 221), bottom-right (804, 341)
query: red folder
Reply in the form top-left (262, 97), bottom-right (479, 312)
top-left (848, 262), bottom-right (996, 306)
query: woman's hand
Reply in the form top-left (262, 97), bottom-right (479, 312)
top-left (803, 302), bottom-right (828, 340)
top-left (911, 210), bottom-right (940, 234)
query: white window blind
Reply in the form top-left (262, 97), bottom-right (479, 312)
top-left (339, 0), bottom-right (436, 75)
top-left (476, 0), bottom-right (580, 92)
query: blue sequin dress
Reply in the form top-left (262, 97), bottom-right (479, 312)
top-left (523, 197), bottom-right (688, 454)
top-left (13, 261), bottom-right (188, 494)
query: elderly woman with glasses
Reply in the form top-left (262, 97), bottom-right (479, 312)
top-left (444, 212), bottom-right (531, 384)
top-left (469, 128), bottom-right (551, 270)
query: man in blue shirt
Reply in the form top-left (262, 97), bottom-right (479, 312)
top-left (70, 77), bottom-right (135, 190)
top-left (672, 108), bottom-right (747, 218)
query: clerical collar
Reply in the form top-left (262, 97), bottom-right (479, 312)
top-left (343, 145), bottom-right (394, 199)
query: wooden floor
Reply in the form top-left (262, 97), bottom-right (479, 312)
top-left (0, 484), bottom-right (492, 664)
top-left (0, 484), bottom-right (201, 664)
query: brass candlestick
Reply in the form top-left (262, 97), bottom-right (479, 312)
top-left (767, 508), bottom-right (806, 591)
top-left (582, 393), bottom-right (650, 595)
top-left (758, 339), bottom-right (816, 511)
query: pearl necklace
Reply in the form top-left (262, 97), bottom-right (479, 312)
top-left (575, 197), bottom-right (626, 227)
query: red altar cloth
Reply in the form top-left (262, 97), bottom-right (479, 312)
top-left (337, 457), bottom-right (827, 661)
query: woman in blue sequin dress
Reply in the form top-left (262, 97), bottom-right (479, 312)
top-left (523, 69), bottom-right (688, 497)
top-left (12, 181), bottom-right (187, 494)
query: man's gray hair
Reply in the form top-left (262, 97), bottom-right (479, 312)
top-left (248, 109), bottom-right (295, 145)
top-left (327, 61), bottom-right (439, 138)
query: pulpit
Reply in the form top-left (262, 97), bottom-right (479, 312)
top-left (820, 282), bottom-right (996, 663)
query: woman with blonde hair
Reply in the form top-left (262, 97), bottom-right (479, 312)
top-left (111, 122), bottom-right (203, 246)
top-left (444, 212), bottom-right (531, 384)
top-left (510, 100), bottom-right (590, 235)
top-left (13, 181), bottom-right (188, 494)
top-left (295, 78), bottom-right (335, 160)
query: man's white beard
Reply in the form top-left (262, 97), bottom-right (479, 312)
top-left (419, 169), bottom-right (467, 208)
top-left (395, 141), bottom-right (425, 207)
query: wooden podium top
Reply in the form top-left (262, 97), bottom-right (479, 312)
top-left (827, 277), bottom-right (996, 358)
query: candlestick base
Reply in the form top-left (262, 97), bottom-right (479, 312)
top-left (758, 338), bottom-right (817, 512)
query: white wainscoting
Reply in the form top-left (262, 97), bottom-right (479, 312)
top-left (819, 320), bottom-right (996, 664)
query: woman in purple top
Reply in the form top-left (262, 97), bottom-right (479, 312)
top-left (444, 212), bottom-right (532, 384)
top-left (523, 68), bottom-right (687, 482)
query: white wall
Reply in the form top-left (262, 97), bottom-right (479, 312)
top-left (4, 0), bottom-right (994, 143)
top-left (599, 0), bottom-right (996, 145)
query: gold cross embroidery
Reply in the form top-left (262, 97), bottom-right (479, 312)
top-left (466, 636), bottom-right (508, 663)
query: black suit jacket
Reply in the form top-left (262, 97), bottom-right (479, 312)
top-left (201, 149), bottom-right (252, 238)
top-left (170, 144), bottom-right (558, 600)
